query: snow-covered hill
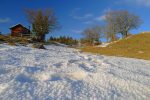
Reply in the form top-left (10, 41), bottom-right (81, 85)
top-left (0, 44), bottom-right (150, 100)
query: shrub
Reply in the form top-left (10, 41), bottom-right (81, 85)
top-left (32, 44), bottom-right (46, 49)
top-left (8, 41), bottom-right (16, 46)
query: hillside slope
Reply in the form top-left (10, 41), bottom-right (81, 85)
top-left (81, 33), bottom-right (150, 60)
top-left (0, 44), bottom-right (150, 99)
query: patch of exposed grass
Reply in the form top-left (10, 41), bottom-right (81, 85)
top-left (8, 42), bottom-right (16, 46)
top-left (81, 33), bottom-right (150, 60)
top-left (0, 35), bottom-right (31, 45)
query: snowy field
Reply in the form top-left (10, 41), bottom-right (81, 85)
top-left (0, 44), bottom-right (150, 100)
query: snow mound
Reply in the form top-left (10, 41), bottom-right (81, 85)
top-left (0, 83), bottom-right (9, 94)
top-left (67, 71), bottom-right (87, 80)
top-left (0, 44), bottom-right (150, 100)
top-left (97, 43), bottom-right (110, 47)
top-left (34, 72), bottom-right (51, 81)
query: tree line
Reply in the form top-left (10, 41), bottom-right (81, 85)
top-left (82, 10), bottom-right (142, 44)
top-left (48, 36), bottom-right (78, 45)
top-left (25, 9), bottom-right (142, 46)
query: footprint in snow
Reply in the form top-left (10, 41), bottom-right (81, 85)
top-left (79, 63), bottom-right (96, 72)
top-left (25, 66), bottom-right (43, 73)
top-left (33, 71), bottom-right (87, 82)
top-left (15, 74), bottom-right (34, 83)
top-left (53, 62), bottom-right (68, 68)
top-left (68, 59), bottom-right (79, 63)
top-left (0, 68), bottom-right (9, 75)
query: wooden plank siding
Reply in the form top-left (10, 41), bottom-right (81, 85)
top-left (10, 24), bottom-right (31, 38)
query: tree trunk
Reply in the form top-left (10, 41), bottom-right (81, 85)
top-left (36, 34), bottom-right (45, 42)
top-left (125, 31), bottom-right (128, 38)
top-left (41, 34), bottom-right (45, 41)
top-left (122, 31), bottom-right (128, 38)
top-left (111, 33), bottom-right (116, 41)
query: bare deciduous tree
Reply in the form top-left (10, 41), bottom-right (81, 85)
top-left (25, 9), bottom-right (58, 41)
top-left (105, 11), bottom-right (118, 42)
top-left (105, 10), bottom-right (142, 39)
top-left (114, 10), bottom-right (142, 38)
top-left (82, 26), bottom-right (103, 44)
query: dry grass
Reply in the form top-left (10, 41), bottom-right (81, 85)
top-left (0, 35), bottom-right (30, 45)
top-left (8, 42), bottom-right (16, 46)
top-left (81, 32), bottom-right (150, 60)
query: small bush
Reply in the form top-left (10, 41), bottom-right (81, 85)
top-left (32, 44), bottom-right (46, 49)
top-left (0, 35), bottom-right (7, 42)
top-left (8, 42), bottom-right (16, 46)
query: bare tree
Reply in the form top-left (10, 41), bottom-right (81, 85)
top-left (25, 9), bottom-right (58, 41)
top-left (105, 10), bottom-right (142, 38)
top-left (105, 11), bottom-right (118, 41)
top-left (115, 10), bottom-right (142, 38)
top-left (82, 26), bottom-right (103, 44)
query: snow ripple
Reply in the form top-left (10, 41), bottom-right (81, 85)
top-left (0, 44), bottom-right (150, 100)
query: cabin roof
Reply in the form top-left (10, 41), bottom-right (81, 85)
top-left (10, 24), bottom-right (29, 30)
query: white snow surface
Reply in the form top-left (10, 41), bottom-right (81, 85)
top-left (97, 43), bottom-right (110, 47)
top-left (0, 44), bottom-right (150, 100)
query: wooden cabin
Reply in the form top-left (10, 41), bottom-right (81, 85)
top-left (10, 24), bottom-right (31, 37)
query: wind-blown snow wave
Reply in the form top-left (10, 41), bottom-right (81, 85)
top-left (0, 44), bottom-right (150, 100)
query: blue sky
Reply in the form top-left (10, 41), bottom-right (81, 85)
top-left (0, 0), bottom-right (150, 39)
